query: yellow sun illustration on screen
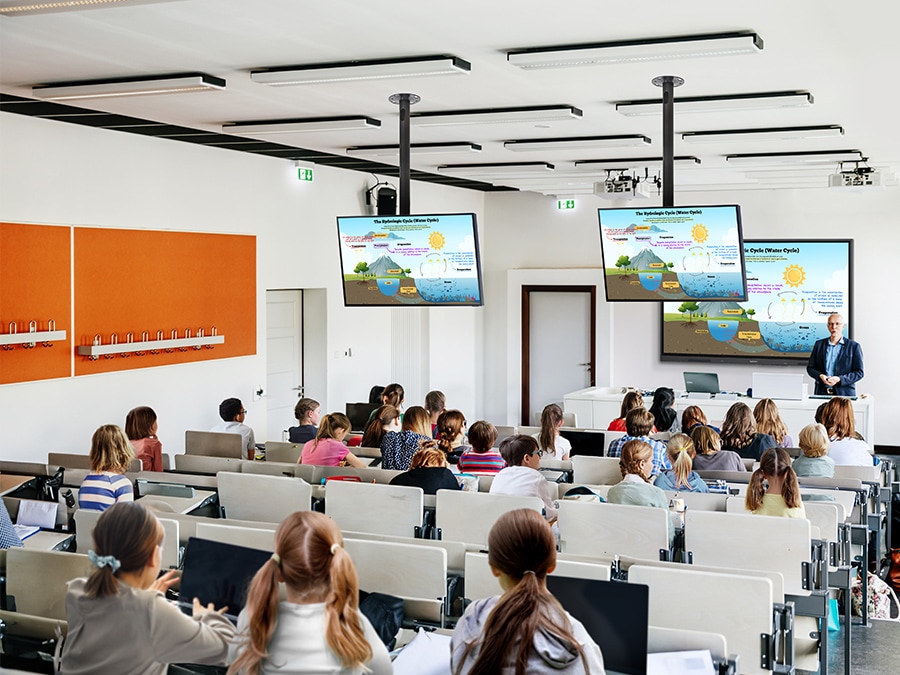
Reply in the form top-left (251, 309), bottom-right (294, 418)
top-left (691, 224), bottom-right (708, 243)
top-left (783, 264), bottom-right (806, 288)
top-left (429, 232), bottom-right (446, 250)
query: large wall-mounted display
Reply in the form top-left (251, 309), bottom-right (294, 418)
top-left (336, 213), bottom-right (483, 307)
top-left (660, 239), bottom-right (853, 365)
top-left (598, 205), bottom-right (746, 302)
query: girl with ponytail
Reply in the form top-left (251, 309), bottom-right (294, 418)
top-left (451, 508), bottom-right (605, 675)
top-left (534, 403), bottom-right (571, 460)
top-left (745, 447), bottom-right (806, 518)
top-left (653, 433), bottom-right (709, 493)
top-left (360, 404), bottom-right (400, 450)
top-left (436, 409), bottom-right (471, 461)
top-left (61, 502), bottom-right (234, 675)
top-left (228, 511), bottom-right (391, 675)
top-left (299, 413), bottom-right (365, 467)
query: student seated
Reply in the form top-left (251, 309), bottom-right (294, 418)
top-left (228, 511), bottom-right (391, 675)
top-left (607, 391), bottom-right (655, 433)
top-left (653, 433), bottom-right (709, 493)
top-left (211, 398), bottom-right (256, 460)
top-left (648, 387), bottom-right (679, 433)
top-left (791, 423), bottom-right (836, 478)
top-left (689, 426), bottom-right (746, 472)
top-left (78, 425), bottom-right (135, 512)
top-left (820, 397), bottom-right (874, 465)
top-left (720, 402), bottom-right (776, 461)
top-left (389, 441), bottom-right (462, 495)
top-left (490, 435), bottom-right (557, 523)
top-left (0, 501), bottom-right (23, 549)
top-left (360, 404), bottom-right (400, 449)
top-left (368, 383), bottom-right (404, 423)
top-left (451, 509), bottom-right (606, 675)
top-left (533, 403), bottom-right (571, 460)
top-left (299, 413), bottom-right (365, 468)
top-left (457, 421), bottom-right (506, 474)
top-left (125, 406), bottom-right (163, 472)
top-left (607, 440), bottom-right (674, 545)
top-left (680, 405), bottom-right (719, 435)
top-left (437, 409), bottom-right (471, 462)
top-left (61, 502), bottom-right (234, 674)
top-left (288, 397), bottom-right (321, 445)
top-left (745, 448), bottom-right (806, 518)
top-left (425, 389), bottom-right (446, 438)
top-left (378, 405), bottom-right (432, 471)
top-left (753, 398), bottom-right (793, 449)
top-left (607, 408), bottom-right (670, 477)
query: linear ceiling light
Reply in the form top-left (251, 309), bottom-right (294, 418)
top-left (507, 31), bottom-right (762, 69)
top-left (504, 135), bottom-right (650, 151)
top-left (250, 55), bottom-right (471, 86)
top-left (411, 105), bottom-right (582, 127)
top-left (573, 156), bottom-right (701, 171)
top-left (725, 150), bottom-right (863, 166)
top-left (436, 162), bottom-right (555, 176)
top-left (682, 125), bottom-right (843, 143)
top-left (32, 73), bottom-right (224, 100)
top-left (345, 142), bottom-right (482, 157)
top-left (0, 0), bottom-right (183, 16)
top-left (615, 91), bottom-right (813, 116)
top-left (223, 116), bottom-right (381, 134)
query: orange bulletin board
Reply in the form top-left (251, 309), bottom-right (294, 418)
top-left (73, 228), bottom-right (256, 376)
top-left (0, 222), bottom-right (72, 384)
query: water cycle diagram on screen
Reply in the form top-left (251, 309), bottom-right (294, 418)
top-left (337, 214), bottom-right (483, 307)
top-left (598, 205), bottom-right (746, 302)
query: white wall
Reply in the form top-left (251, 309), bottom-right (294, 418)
top-left (481, 189), bottom-right (898, 444)
top-left (0, 112), bottom-right (484, 460)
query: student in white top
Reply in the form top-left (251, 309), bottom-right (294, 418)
top-left (228, 511), bottom-right (391, 675)
top-left (533, 403), bottom-right (571, 460)
top-left (490, 435), bottom-right (557, 523)
top-left (210, 398), bottom-right (256, 460)
top-left (819, 397), bottom-right (874, 466)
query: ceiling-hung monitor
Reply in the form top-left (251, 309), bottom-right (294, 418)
top-left (660, 239), bottom-right (853, 365)
top-left (336, 213), bottom-right (483, 307)
top-left (598, 205), bottom-right (746, 302)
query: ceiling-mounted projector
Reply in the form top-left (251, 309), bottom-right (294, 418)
top-left (828, 168), bottom-right (882, 189)
top-left (593, 176), bottom-right (650, 200)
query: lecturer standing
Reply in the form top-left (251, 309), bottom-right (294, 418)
top-left (806, 313), bottom-right (864, 396)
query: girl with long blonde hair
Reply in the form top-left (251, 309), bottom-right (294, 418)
top-left (752, 398), bottom-right (793, 448)
top-left (745, 448), bottom-right (805, 518)
top-left (653, 433), bottom-right (709, 492)
top-left (78, 424), bottom-right (135, 512)
top-left (228, 511), bottom-right (391, 675)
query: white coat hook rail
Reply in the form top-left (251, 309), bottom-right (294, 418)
top-left (0, 319), bottom-right (67, 350)
top-left (77, 326), bottom-right (225, 358)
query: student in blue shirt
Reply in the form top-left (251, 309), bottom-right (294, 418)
top-left (654, 433), bottom-right (709, 493)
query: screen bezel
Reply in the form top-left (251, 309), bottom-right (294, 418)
top-left (598, 204), bottom-right (747, 303)
top-left (659, 238), bottom-right (854, 366)
top-left (336, 212), bottom-right (484, 308)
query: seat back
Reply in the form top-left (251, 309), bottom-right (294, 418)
top-left (557, 500), bottom-right (670, 559)
top-left (832, 464), bottom-right (880, 483)
top-left (175, 454), bottom-right (243, 474)
top-left (184, 430), bottom-right (243, 458)
top-left (572, 455), bottom-right (622, 485)
top-left (435, 490), bottom-right (543, 546)
top-left (264, 441), bottom-right (303, 464)
top-left (311, 465), bottom-right (402, 485)
top-left (6, 548), bottom-right (94, 620)
top-left (494, 425), bottom-right (517, 444)
top-left (195, 521), bottom-right (276, 552)
top-left (241, 460), bottom-right (302, 478)
top-left (325, 481), bottom-right (424, 538)
top-left (217, 472), bottom-right (311, 522)
top-left (49, 452), bottom-right (142, 473)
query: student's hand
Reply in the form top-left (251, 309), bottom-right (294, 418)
top-left (192, 597), bottom-right (228, 616)
top-left (151, 570), bottom-right (179, 594)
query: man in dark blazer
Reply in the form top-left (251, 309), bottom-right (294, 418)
top-left (806, 313), bottom-right (864, 395)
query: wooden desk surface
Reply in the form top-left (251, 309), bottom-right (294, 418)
top-left (23, 530), bottom-right (74, 551)
top-left (0, 475), bottom-right (30, 496)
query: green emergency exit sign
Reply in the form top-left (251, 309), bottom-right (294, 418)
top-left (557, 199), bottom-right (575, 210)
top-left (298, 167), bottom-right (314, 181)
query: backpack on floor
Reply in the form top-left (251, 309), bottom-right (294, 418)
top-left (851, 571), bottom-right (900, 620)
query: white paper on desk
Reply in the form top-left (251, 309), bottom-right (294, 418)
top-left (13, 524), bottom-right (40, 540)
top-left (392, 628), bottom-right (452, 675)
top-left (647, 649), bottom-right (717, 675)
top-left (16, 499), bottom-right (57, 529)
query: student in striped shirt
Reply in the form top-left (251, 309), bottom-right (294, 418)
top-left (78, 424), bottom-right (135, 512)
top-left (457, 421), bottom-right (506, 474)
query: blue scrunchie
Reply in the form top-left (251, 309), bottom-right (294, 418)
top-left (88, 549), bottom-right (121, 573)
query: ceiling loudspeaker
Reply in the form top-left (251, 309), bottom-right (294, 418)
top-left (375, 185), bottom-right (397, 215)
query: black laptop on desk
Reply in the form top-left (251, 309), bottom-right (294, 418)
top-left (546, 575), bottom-right (649, 675)
top-left (683, 372), bottom-right (720, 395)
top-left (559, 429), bottom-right (606, 457)
top-left (346, 402), bottom-right (380, 432)
top-left (178, 537), bottom-right (271, 624)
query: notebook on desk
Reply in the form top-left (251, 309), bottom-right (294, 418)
top-left (547, 575), bottom-right (649, 675)
top-left (178, 537), bottom-right (271, 624)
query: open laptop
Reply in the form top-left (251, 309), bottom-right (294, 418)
top-left (682, 372), bottom-right (720, 395)
top-left (559, 429), bottom-right (606, 458)
top-left (178, 537), bottom-right (271, 624)
top-left (547, 575), bottom-right (649, 675)
top-left (346, 402), bottom-right (379, 432)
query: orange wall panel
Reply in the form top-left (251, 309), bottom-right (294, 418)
top-left (0, 222), bottom-right (72, 384)
top-left (74, 228), bottom-right (256, 376)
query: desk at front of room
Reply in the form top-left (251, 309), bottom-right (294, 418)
top-left (563, 386), bottom-right (876, 444)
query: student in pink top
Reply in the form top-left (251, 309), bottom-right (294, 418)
top-left (299, 413), bottom-right (366, 467)
top-left (125, 406), bottom-right (163, 472)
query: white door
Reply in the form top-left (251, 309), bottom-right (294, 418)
top-left (527, 290), bottom-right (593, 424)
top-left (266, 290), bottom-right (303, 441)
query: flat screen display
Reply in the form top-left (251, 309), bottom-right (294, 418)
top-left (336, 213), bottom-right (483, 307)
top-left (598, 205), bottom-right (746, 302)
top-left (660, 239), bottom-right (853, 365)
